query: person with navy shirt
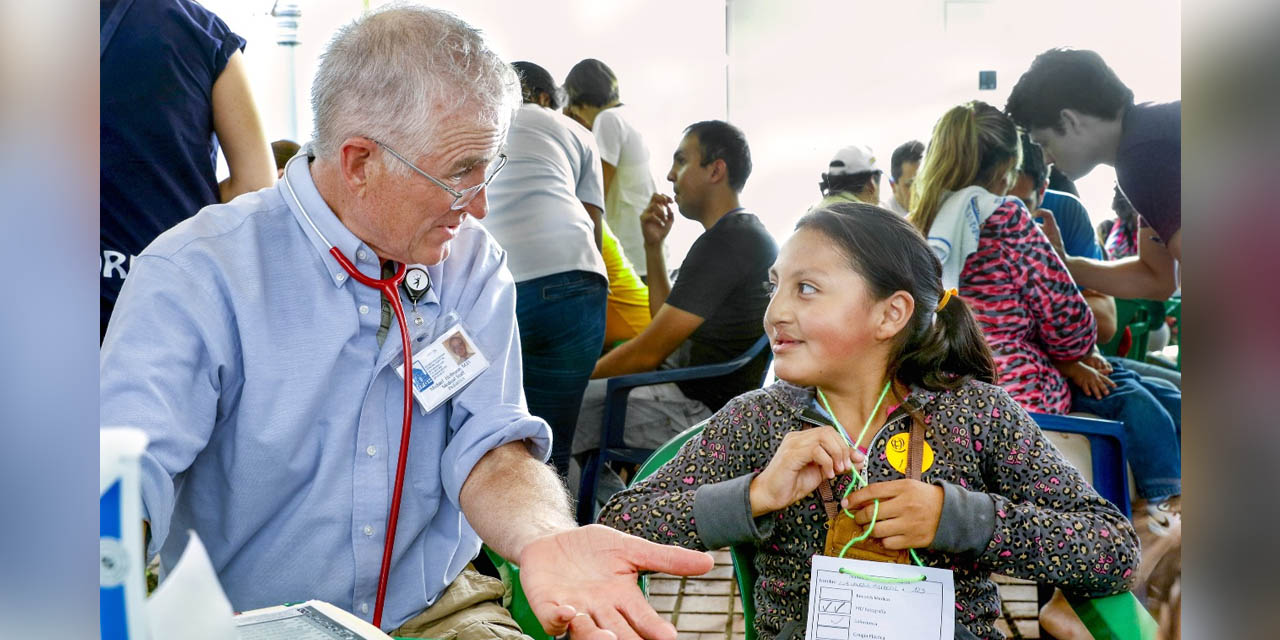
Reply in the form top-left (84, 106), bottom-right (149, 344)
top-left (100, 0), bottom-right (274, 339)
top-left (1006, 47), bottom-right (1180, 300)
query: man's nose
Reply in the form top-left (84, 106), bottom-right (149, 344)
top-left (462, 189), bottom-right (488, 220)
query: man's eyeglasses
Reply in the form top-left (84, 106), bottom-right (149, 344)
top-left (373, 139), bottom-right (507, 211)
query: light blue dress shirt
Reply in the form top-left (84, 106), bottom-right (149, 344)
top-left (100, 156), bottom-right (551, 630)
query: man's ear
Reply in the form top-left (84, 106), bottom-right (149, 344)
top-left (1059, 108), bottom-right (1083, 135)
top-left (708, 158), bottom-right (729, 185)
top-left (876, 291), bottom-right (915, 341)
top-left (337, 137), bottom-right (378, 195)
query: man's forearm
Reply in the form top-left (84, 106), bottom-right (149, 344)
top-left (1065, 255), bottom-right (1177, 300)
top-left (459, 440), bottom-right (577, 563)
top-left (645, 243), bottom-right (671, 317)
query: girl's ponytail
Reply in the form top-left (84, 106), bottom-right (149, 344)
top-left (910, 101), bottom-right (1021, 235)
top-left (894, 291), bottom-right (996, 389)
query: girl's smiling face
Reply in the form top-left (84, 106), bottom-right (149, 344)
top-left (765, 227), bottom-right (902, 389)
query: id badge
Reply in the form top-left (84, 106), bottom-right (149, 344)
top-left (394, 323), bottom-right (490, 414)
top-left (807, 555), bottom-right (955, 640)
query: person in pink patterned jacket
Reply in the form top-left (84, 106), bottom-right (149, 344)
top-left (909, 101), bottom-right (1096, 414)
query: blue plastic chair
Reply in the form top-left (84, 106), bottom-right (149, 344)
top-left (576, 334), bottom-right (772, 524)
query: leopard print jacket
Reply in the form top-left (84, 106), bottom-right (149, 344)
top-left (599, 379), bottom-right (1139, 639)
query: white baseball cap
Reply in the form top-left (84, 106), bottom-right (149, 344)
top-left (826, 145), bottom-right (879, 175)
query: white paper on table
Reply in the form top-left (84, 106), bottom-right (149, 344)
top-left (807, 554), bottom-right (955, 640)
top-left (147, 531), bottom-right (238, 640)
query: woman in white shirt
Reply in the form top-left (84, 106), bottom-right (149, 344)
top-left (562, 59), bottom-right (659, 278)
top-left (483, 62), bottom-right (609, 475)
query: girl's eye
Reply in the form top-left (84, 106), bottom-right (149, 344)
top-left (799, 282), bottom-right (817, 295)
top-left (764, 281), bottom-right (778, 296)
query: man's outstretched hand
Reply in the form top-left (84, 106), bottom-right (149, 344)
top-left (518, 524), bottom-right (714, 640)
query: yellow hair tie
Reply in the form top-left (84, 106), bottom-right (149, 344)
top-left (937, 288), bottom-right (957, 311)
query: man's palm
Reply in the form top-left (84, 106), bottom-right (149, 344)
top-left (519, 524), bottom-right (714, 640)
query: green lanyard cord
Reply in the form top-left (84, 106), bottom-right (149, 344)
top-left (816, 381), bottom-right (926, 569)
top-left (838, 567), bottom-right (926, 583)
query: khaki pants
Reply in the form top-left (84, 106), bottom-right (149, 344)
top-left (390, 567), bottom-right (530, 640)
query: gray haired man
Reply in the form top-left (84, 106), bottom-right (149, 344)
top-left (101, 6), bottom-right (711, 639)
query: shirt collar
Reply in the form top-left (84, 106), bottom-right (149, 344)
top-left (278, 152), bottom-right (383, 288)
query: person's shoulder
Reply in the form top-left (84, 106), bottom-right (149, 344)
top-left (1041, 190), bottom-right (1089, 219)
top-left (720, 379), bottom-right (809, 414)
top-left (717, 211), bottom-right (777, 243)
top-left (1120, 102), bottom-right (1181, 151)
top-left (144, 185), bottom-right (287, 261)
top-left (918, 378), bottom-right (1018, 414)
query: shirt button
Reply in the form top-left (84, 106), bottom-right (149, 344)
top-left (359, 304), bottom-right (370, 314)
top-left (357, 250), bottom-right (368, 261)
top-left (335, 273), bottom-right (346, 283)
top-left (360, 602), bottom-right (369, 614)
top-left (364, 525), bottom-right (374, 537)
top-left (366, 445), bottom-right (377, 457)
top-left (414, 316), bottom-right (424, 326)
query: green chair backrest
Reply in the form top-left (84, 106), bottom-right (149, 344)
top-left (1099, 298), bottom-right (1153, 359)
top-left (632, 420), bottom-right (760, 640)
top-left (632, 419), bottom-right (1158, 640)
top-left (482, 546), bottom-right (553, 640)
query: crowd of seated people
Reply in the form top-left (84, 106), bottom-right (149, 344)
top-left (103, 5), bottom-right (1180, 634)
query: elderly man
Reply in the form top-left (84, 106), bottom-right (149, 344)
top-left (100, 6), bottom-right (710, 639)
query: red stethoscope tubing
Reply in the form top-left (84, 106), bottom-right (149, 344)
top-left (328, 247), bottom-right (411, 629)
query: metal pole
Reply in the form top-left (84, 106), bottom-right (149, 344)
top-left (272, 1), bottom-right (302, 141)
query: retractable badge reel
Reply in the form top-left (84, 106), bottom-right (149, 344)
top-left (403, 267), bottom-right (431, 324)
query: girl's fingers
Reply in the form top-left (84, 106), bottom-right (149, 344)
top-left (805, 443), bottom-right (837, 479)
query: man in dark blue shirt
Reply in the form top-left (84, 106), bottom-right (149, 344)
top-left (1006, 48), bottom-right (1179, 300)
top-left (100, 0), bottom-right (274, 338)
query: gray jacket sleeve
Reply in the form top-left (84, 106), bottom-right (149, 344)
top-left (928, 480), bottom-right (996, 555)
top-left (693, 473), bottom-right (775, 549)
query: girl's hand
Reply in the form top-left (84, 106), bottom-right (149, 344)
top-left (1064, 360), bottom-right (1117, 399)
top-left (842, 479), bottom-right (945, 550)
top-left (1081, 347), bottom-right (1113, 375)
top-left (748, 429), bottom-right (864, 517)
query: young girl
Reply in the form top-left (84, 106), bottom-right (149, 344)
top-left (599, 204), bottom-right (1138, 640)
top-left (909, 100), bottom-right (1095, 415)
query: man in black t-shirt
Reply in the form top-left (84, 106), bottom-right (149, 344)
top-left (1006, 48), bottom-right (1180, 300)
top-left (573, 120), bottom-right (777, 461)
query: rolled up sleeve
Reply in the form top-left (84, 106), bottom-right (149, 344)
top-left (440, 237), bottom-right (553, 505)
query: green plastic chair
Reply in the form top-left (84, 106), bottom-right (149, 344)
top-left (1099, 298), bottom-right (1155, 359)
top-left (631, 420), bottom-right (1158, 640)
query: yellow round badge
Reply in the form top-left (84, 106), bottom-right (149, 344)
top-left (885, 433), bottom-right (934, 474)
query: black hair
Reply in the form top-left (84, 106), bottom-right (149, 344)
top-left (271, 139), bottom-right (300, 171)
top-left (819, 171), bottom-right (881, 198)
top-left (1005, 48), bottom-right (1135, 132)
top-left (1112, 184), bottom-right (1138, 230)
top-left (1018, 132), bottom-right (1048, 189)
top-left (684, 120), bottom-right (752, 193)
top-left (1047, 166), bottom-right (1079, 197)
top-left (796, 203), bottom-right (997, 391)
top-left (563, 58), bottom-right (619, 108)
top-left (511, 61), bottom-right (561, 109)
top-left (890, 140), bottom-right (925, 182)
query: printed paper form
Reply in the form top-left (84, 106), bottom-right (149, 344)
top-left (807, 555), bottom-right (955, 640)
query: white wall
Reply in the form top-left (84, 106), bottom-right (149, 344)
top-left (728, 0), bottom-right (1182, 244)
top-left (204, 0), bottom-right (1180, 261)
top-left (205, 0), bottom-right (727, 261)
